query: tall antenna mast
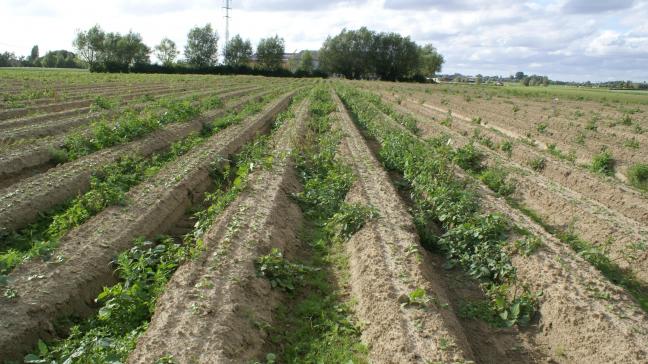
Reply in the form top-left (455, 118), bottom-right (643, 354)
top-left (224, 0), bottom-right (231, 46)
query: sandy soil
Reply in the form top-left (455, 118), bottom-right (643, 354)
top-left (0, 92), bottom-right (294, 361)
top-left (334, 92), bottom-right (476, 363)
top-left (367, 96), bottom-right (648, 363)
top-left (129, 99), bottom-right (308, 363)
top-left (0, 90), bottom-right (270, 234)
top-left (387, 98), bottom-right (648, 285)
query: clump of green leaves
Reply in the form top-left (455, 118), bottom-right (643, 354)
top-left (325, 203), bottom-right (379, 243)
top-left (255, 248), bottom-right (314, 292)
top-left (590, 150), bottom-right (615, 176)
top-left (400, 287), bottom-right (431, 307)
top-left (28, 237), bottom-right (190, 363)
top-left (91, 95), bottom-right (117, 111)
top-left (627, 163), bottom-right (648, 191)
top-left (453, 143), bottom-right (484, 172)
top-left (479, 168), bottom-right (516, 197)
top-left (500, 140), bottom-right (513, 156)
top-left (513, 236), bottom-right (543, 256)
top-left (536, 122), bottom-right (548, 133)
top-left (529, 156), bottom-right (546, 172)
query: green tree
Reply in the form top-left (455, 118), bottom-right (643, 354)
top-left (476, 74), bottom-right (483, 85)
top-left (185, 24), bottom-right (219, 67)
top-left (0, 52), bottom-right (19, 67)
top-left (155, 38), bottom-right (178, 66)
top-left (299, 50), bottom-right (314, 72)
top-left (522, 77), bottom-right (531, 86)
top-left (73, 25), bottom-right (105, 68)
top-left (373, 32), bottom-right (419, 81)
top-left (224, 34), bottom-right (252, 66)
top-left (418, 44), bottom-right (444, 77)
top-left (515, 71), bottom-right (525, 81)
top-left (28, 45), bottom-right (39, 65)
top-left (39, 50), bottom-right (80, 68)
top-left (319, 27), bottom-right (376, 79)
top-left (256, 35), bottom-right (285, 70)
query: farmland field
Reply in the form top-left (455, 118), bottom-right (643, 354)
top-left (1, 70), bottom-right (647, 363)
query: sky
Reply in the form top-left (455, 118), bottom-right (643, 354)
top-left (1, 0), bottom-right (647, 82)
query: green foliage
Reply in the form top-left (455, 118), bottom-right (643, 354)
top-left (155, 38), bottom-right (178, 66)
top-left (91, 95), bottom-right (117, 111)
top-left (61, 94), bottom-right (209, 161)
top-left (184, 24), bottom-right (219, 67)
top-left (256, 35), bottom-right (285, 71)
top-left (272, 87), bottom-right (367, 363)
top-left (624, 138), bottom-right (640, 149)
top-left (528, 156), bottom-right (546, 172)
top-left (621, 113), bottom-right (633, 126)
top-left (24, 91), bottom-right (290, 363)
top-left (294, 91), bottom-right (354, 218)
top-left (590, 150), bottom-right (615, 175)
top-left (29, 237), bottom-right (189, 363)
top-left (500, 140), bottom-right (513, 156)
top-left (453, 144), bottom-right (484, 172)
top-left (255, 248), bottom-right (314, 292)
top-left (319, 27), bottom-right (442, 80)
top-left (627, 163), bottom-right (648, 191)
top-left (224, 34), bottom-right (253, 66)
top-left (513, 236), bottom-right (543, 256)
top-left (536, 122), bottom-right (548, 133)
top-left (325, 203), bottom-right (379, 243)
top-left (74, 24), bottom-right (150, 71)
top-left (337, 85), bottom-right (539, 327)
top-left (479, 168), bottom-right (516, 196)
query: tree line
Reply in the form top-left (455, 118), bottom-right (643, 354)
top-left (2, 24), bottom-right (445, 82)
top-left (319, 27), bottom-right (443, 81)
top-left (0, 46), bottom-right (82, 68)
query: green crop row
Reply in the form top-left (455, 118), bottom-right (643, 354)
top-left (260, 86), bottom-right (369, 363)
top-left (0, 92), bottom-right (283, 278)
top-left (23, 90), bottom-right (305, 364)
top-left (337, 85), bottom-right (539, 327)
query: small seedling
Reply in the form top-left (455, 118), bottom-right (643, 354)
top-left (401, 287), bottom-right (431, 308)
top-left (529, 157), bottom-right (546, 172)
top-left (590, 150), bottom-right (615, 176)
top-left (255, 248), bottom-right (314, 292)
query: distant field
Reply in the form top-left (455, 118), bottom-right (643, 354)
top-left (439, 82), bottom-right (648, 105)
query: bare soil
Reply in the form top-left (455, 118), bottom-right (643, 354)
top-left (0, 90), bottom-right (269, 234)
top-left (128, 99), bottom-right (308, 363)
top-left (0, 92), bottom-right (294, 361)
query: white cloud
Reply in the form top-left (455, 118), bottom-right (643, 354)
top-left (0, 0), bottom-right (646, 81)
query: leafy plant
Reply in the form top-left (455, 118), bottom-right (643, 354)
top-left (325, 203), bottom-right (379, 243)
top-left (453, 144), bottom-right (484, 172)
top-left (255, 248), bottom-right (314, 292)
top-left (513, 236), bottom-right (543, 256)
top-left (590, 150), bottom-right (615, 176)
top-left (536, 122), bottom-right (548, 133)
top-left (627, 163), bottom-right (648, 191)
top-left (479, 168), bottom-right (516, 197)
top-left (529, 156), bottom-right (546, 172)
top-left (500, 140), bottom-right (513, 156)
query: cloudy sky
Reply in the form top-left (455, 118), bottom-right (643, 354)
top-left (1, 0), bottom-right (647, 81)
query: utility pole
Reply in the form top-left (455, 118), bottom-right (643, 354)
top-left (224, 0), bottom-right (231, 46)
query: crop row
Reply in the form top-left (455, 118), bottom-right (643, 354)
top-left (0, 88), bottom-right (299, 360)
top-left (336, 84), bottom-right (648, 363)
